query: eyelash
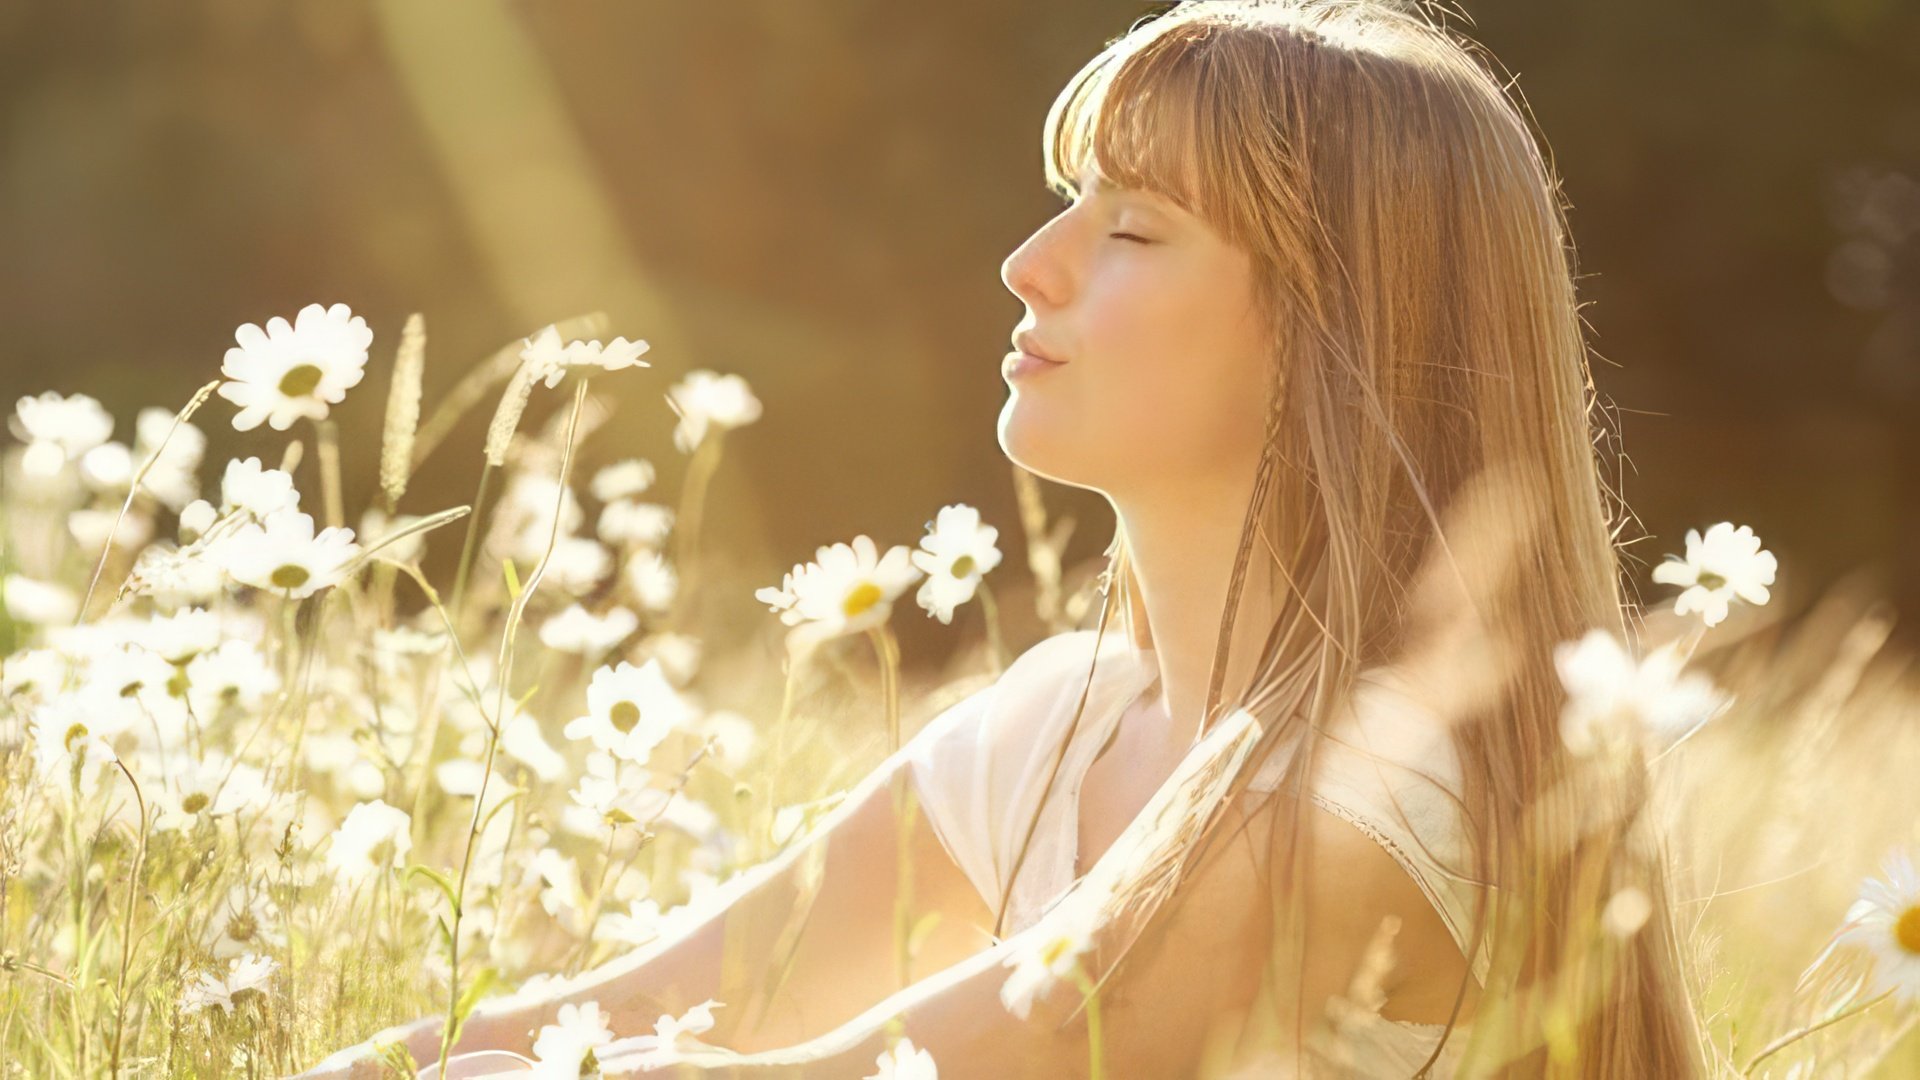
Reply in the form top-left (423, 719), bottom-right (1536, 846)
top-left (1108, 232), bottom-right (1151, 244)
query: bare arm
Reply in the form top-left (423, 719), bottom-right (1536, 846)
top-left (599, 798), bottom-right (1477, 1079)
top-left (293, 749), bottom-right (998, 1077)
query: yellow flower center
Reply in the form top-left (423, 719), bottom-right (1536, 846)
top-left (610, 700), bottom-right (642, 734)
top-left (278, 363), bottom-right (324, 398)
top-left (1039, 934), bottom-right (1075, 969)
top-left (842, 581), bottom-right (883, 618)
top-left (950, 555), bottom-right (976, 578)
top-left (182, 792), bottom-right (210, 815)
top-left (271, 564), bottom-right (310, 590)
top-left (1696, 570), bottom-right (1727, 591)
top-left (1896, 905), bottom-right (1920, 956)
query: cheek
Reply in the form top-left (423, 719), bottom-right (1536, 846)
top-left (1087, 277), bottom-right (1269, 480)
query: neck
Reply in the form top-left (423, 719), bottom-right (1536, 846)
top-left (1111, 474), bottom-right (1277, 747)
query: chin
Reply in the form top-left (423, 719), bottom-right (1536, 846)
top-left (997, 401), bottom-right (1094, 489)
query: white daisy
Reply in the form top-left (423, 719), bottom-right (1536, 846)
top-left (151, 757), bottom-right (269, 832)
top-left (141, 606), bottom-right (222, 664)
top-left (665, 370), bottom-right (761, 453)
top-left (1649, 521), bottom-right (1777, 628)
top-left (1837, 848), bottom-right (1920, 1004)
top-left (562, 659), bottom-right (693, 764)
top-left (591, 458), bottom-right (656, 503)
top-left (755, 534), bottom-right (923, 641)
top-left (910, 503), bottom-right (1004, 624)
top-left (571, 749), bottom-right (671, 826)
top-left (204, 883), bottom-right (286, 960)
top-left (538, 536), bottom-right (613, 596)
top-left (184, 639), bottom-right (281, 719)
top-left (624, 549), bottom-right (678, 613)
top-left (529, 999), bottom-right (616, 1079)
top-left (182, 952), bottom-right (278, 1016)
top-left (325, 799), bottom-right (412, 882)
top-left (219, 456), bottom-right (301, 518)
top-left (540, 603), bottom-right (638, 655)
top-left (213, 509), bottom-right (361, 599)
top-left (1552, 629), bottom-right (1731, 759)
top-left (597, 500), bottom-right (675, 548)
top-left (868, 1037), bottom-right (939, 1080)
top-left (519, 324), bottom-right (652, 389)
top-left (2, 648), bottom-right (69, 701)
top-left (217, 302), bottom-right (373, 432)
top-left (1000, 891), bottom-right (1102, 1020)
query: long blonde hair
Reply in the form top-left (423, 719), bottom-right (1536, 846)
top-left (997, 2), bottom-right (1708, 1074)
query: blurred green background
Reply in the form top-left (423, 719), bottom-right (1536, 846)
top-left (1, 0), bottom-right (1916, 662)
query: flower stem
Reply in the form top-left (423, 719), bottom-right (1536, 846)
top-left (438, 378), bottom-right (591, 1075)
top-left (1741, 987), bottom-right (1896, 1075)
top-left (448, 462), bottom-right (498, 630)
top-left (1072, 967), bottom-right (1105, 1080)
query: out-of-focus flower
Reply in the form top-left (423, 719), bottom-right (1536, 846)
top-left (539, 603), bottom-right (639, 655)
top-left (10, 391), bottom-right (115, 472)
top-left (213, 509), bottom-right (360, 599)
top-left (1650, 522), bottom-right (1777, 628)
top-left (325, 799), bottom-right (412, 882)
top-left (1000, 890), bottom-right (1102, 1020)
top-left (867, 1037), bottom-right (939, 1080)
top-left (570, 750), bottom-right (670, 826)
top-left (601, 999), bottom-right (724, 1071)
top-left (756, 535), bottom-right (923, 643)
top-left (598, 500), bottom-right (675, 548)
top-left (541, 536), bottom-right (613, 596)
top-left (132, 405), bottom-right (206, 511)
top-left (1552, 629), bottom-right (1731, 759)
top-left (591, 458), bottom-right (655, 503)
top-left (4, 574), bottom-right (79, 625)
top-left (142, 606), bottom-right (222, 664)
top-left (624, 550), bottom-right (678, 614)
top-left (529, 999), bottom-right (617, 1078)
top-left (562, 659), bottom-right (693, 764)
top-left (665, 370), bottom-right (761, 454)
top-left (184, 639), bottom-right (281, 720)
top-left (520, 324), bottom-right (652, 389)
top-left (594, 897), bottom-right (665, 948)
top-left (910, 503), bottom-right (1003, 624)
top-left (1837, 848), bottom-right (1920, 1004)
top-left (217, 302), bottom-right (373, 432)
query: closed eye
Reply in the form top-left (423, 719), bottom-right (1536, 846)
top-left (1109, 232), bottom-right (1153, 244)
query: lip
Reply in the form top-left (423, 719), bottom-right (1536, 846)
top-left (1003, 350), bottom-right (1067, 380)
top-left (1011, 333), bottom-right (1066, 364)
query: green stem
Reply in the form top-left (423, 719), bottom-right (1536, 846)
top-left (438, 378), bottom-right (591, 1075)
top-left (448, 462), bottom-right (497, 631)
top-left (1742, 988), bottom-right (1896, 1075)
top-left (1072, 967), bottom-right (1105, 1080)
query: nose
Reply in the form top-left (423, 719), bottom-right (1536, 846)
top-left (1000, 220), bottom-right (1068, 311)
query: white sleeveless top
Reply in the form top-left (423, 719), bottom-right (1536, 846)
top-left (904, 629), bottom-right (1488, 1077)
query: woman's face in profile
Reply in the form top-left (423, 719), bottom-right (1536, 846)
top-left (998, 166), bottom-right (1270, 502)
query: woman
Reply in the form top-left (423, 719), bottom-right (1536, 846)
top-left (305, 1), bottom-right (1706, 1075)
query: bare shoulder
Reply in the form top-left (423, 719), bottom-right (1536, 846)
top-left (1294, 797), bottom-right (1479, 1025)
